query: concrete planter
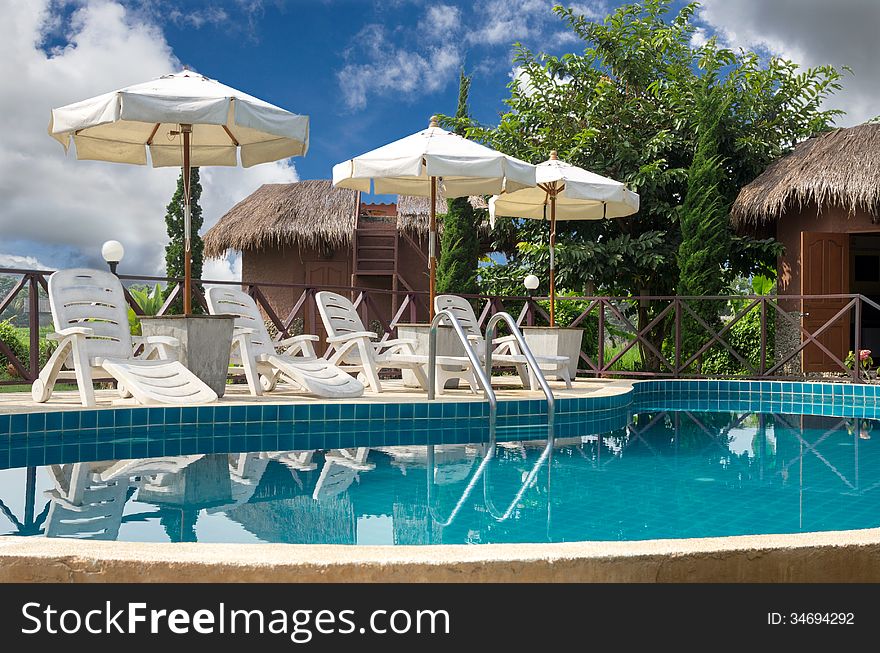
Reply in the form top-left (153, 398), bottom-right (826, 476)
top-left (521, 326), bottom-right (583, 378)
top-left (140, 315), bottom-right (234, 397)
top-left (397, 323), bottom-right (467, 388)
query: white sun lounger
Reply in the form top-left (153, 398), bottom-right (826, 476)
top-left (316, 291), bottom-right (478, 393)
top-left (32, 268), bottom-right (217, 407)
top-left (205, 287), bottom-right (364, 399)
top-left (435, 294), bottom-right (573, 389)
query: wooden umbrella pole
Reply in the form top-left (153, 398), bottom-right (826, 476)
top-left (549, 190), bottom-right (556, 327)
top-left (182, 124), bottom-right (192, 315)
top-left (429, 175), bottom-right (437, 320)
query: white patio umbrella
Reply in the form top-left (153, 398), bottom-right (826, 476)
top-left (489, 151), bottom-right (639, 325)
top-left (49, 69), bottom-right (309, 314)
top-left (332, 116), bottom-right (535, 318)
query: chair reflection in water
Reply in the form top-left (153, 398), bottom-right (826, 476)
top-left (44, 456), bottom-right (203, 540)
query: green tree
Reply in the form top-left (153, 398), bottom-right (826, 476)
top-left (436, 70), bottom-right (480, 296)
top-left (164, 167), bottom-right (204, 312)
top-left (677, 78), bottom-right (730, 367)
top-left (466, 0), bottom-right (844, 369)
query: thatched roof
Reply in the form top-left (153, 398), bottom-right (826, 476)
top-left (397, 194), bottom-right (489, 233)
top-left (205, 179), bottom-right (491, 257)
top-left (204, 179), bottom-right (358, 257)
top-left (731, 123), bottom-right (880, 225)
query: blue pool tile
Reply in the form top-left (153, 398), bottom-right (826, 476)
top-left (230, 405), bottom-right (247, 423)
top-left (180, 438), bottom-right (198, 454)
top-left (164, 407), bottom-right (181, 425)
top-left (9, 448), bottom-right (28, 468)
top-left (0, 414), bottom-right (8, 435)
top-left (278, 405), bottom-right (294, 421)
top-left (324, 404), bottom-right (340, 420)
top-left (309, 404), bottom-right (326, 421)
top-left (10, 413), bottom-right (28, 434)
top-left (79, 410), bottom-right (98, 429)
top-left (26, 412), bottom-right (45, 432)
top-left (277, 433), bottom-right (295, 450)
top-left (197, 406), bottom-right (214, 423)
top-left (129, 408), bottom-right (147, 427)
top-left (97, 410), bottom-right (114, 428)
top-left (43, 412), bottom-right (62, 431)
top-left (245, 405), bottom-right (262, 423)
top-left (262, 405), bottom-right (279, 422)
top-left (180, 406), bottom-right (198, 424)
top-left (115, 410), bottom-right (131, 427)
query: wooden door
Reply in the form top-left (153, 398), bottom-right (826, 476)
top-left (801, 232), bottom-right (850, 372)
top-left (305, 261), bottom-right (348, 354)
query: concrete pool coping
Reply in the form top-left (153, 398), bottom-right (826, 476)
top-left (2, 528), bottom-right (880, 582)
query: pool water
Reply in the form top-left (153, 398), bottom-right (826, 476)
top-left (2, 409), bottom-right (878, 544)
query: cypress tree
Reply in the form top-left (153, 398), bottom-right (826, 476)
top-left (436, 71), bottom-right (479, 296)
top-left (163, 167), bottom-right (204, 312)
top-left (677, 84), bottom-right (731, 368)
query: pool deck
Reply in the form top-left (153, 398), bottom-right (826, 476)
top-left (0, 377), bottom-right (634, 414)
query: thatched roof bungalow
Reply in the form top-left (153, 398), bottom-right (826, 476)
top-left (732, 122), bottom-right (880, 371)
top-left (204, 179), bottom-right (491, 338)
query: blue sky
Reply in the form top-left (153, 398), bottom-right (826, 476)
top-left (1, 0), bottom-right (877, 277)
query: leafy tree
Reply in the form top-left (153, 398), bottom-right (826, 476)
top-left (164, 167), bottom-right (204, 312)
top-left (464, 0), bottom-right (844, 369)
top-left (677, 78), bottom-right (730, 367)
top-left (436, 71), bottom-right (480, 296)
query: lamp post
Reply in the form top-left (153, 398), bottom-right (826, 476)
top-left (101, 240), bottom-right (125, 276)
top-left (524, 274), bottom-right (540, 326)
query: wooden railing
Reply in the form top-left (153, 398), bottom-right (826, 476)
top-left (1, 267), bottom-right (877, 385)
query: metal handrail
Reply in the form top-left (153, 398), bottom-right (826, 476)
top-left (428, 308), bottom-right (497, 427)
top-left (485, 312), bottom-right (555, 445)
top-left (426, 309), bottom-right (500, 527)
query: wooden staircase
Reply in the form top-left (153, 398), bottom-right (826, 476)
top-left (351, 220), bottom-right (427, 294)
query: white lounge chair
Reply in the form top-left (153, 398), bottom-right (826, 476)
top-left (435, 294), bottom-right (573, 389)
top-left (32, 268), bottom-right (217, 407)
top-left (206, 287), bottom-right (364, 398)
top-left (316, 291), bottom-right (478, 393)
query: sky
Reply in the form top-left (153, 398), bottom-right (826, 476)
top-left (1, 0), bottom-right (879, 280)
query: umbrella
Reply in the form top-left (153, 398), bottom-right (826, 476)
top-left (332, 116), bottom-right (535, 318)
top-left (489, 151), bottom-right (639, 325)
top-left (49, 69), bottom-right (309, 314)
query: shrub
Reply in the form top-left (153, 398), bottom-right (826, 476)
top-left (0, 320), bottom-right (29, 375)
top-left (701, 308), bottom-right (775, 376)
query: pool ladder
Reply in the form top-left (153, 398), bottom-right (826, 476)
top-left (426, 310), bottom-right (556, 526)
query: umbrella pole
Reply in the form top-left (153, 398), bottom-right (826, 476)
top-left (182, 124), bottom-right (192, 315)
top-left (549, 192), bottom-right (556, 327)
top-left (429, 175), bottom-right (437, 320)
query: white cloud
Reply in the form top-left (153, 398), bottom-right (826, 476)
top-left (698, 0), bottom-right (880, 126)
top-left (202, 251), bottom-right (242, 283)
top-left (0, 254), bottom-right (50, 270)
top-left (419, 4), bottom-right (461, 40)
top-left (0, 1), bottom-right (297, 278)
top-left (337, 24), bottom-right (461, 110)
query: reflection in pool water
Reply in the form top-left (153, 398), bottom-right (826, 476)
top-left (1, 411), bottom-right (878, 544)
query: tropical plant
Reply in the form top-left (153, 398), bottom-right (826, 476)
top-left (677, 77), bottom-right (730, 368)
top-left (128, 283), bottom-right (164, 335)
top-left (164, 167), bottom-right (204, 313)
top-left (462, 0), bottom-right (844, 370)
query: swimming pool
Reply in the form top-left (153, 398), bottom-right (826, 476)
top-left (1, 381), bottom-right (879, 545)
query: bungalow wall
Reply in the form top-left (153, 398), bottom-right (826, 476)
top-left (774, 202), bottom-right (880, 370)
top-left (240, 229), bottom-right (431, 348)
